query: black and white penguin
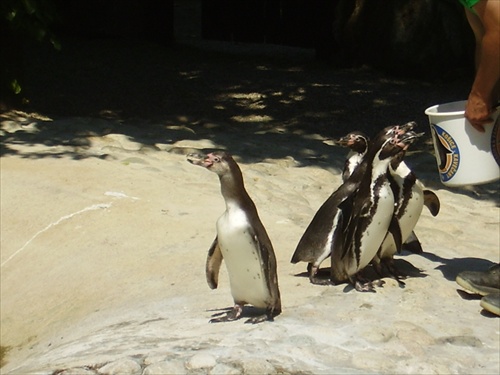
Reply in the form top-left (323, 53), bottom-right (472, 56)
top-left (187, 151), bottom-right (281, 323)
top-left (291, 125), bottom-right (411, 289)
top-left (373, 132), bottom-right (427, 278)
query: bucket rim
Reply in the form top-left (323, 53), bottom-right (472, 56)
top-left (424, 100), bottom-right (467, 116)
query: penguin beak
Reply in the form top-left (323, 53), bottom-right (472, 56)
top-left (395, 131), bottom-right (424, 149)
top-left (385, 121), bottom-right (418, 138)
top-left (400, 121), bottom-right (417, 132)
top-left (333, 136), bottom-right (352, 147)
top-left (186, 153), bottom-right (213, 168)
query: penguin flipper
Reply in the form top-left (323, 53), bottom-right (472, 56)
top-left (387, 215), bottom-right (403, 254)
top-left (423, 190), bottom-right (440, 216)
top-left (337, 193), bottom-right (357, 261)
top-left (206, 237), bottom-right (223, 289)
top-left (247, 224), bottom-right (282, 315)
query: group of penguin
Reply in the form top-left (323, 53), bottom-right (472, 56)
top-left (187, 121), bottom-right (440, 324)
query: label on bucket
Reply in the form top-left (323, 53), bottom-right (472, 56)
top-left (430, 124), bottom-right (460, 182)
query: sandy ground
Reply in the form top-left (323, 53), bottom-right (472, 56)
top-left (1, 30), bottom-right (499, 374)
top-left (1, 107), bottom-right (499, 374)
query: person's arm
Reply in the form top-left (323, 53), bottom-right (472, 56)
top-left (465, 0), bottom-right (500, 132)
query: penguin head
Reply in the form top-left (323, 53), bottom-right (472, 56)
top-left (371, 122), bottom-right (419, 152)
top-left (187, 151), bottom-right (238, 177)
top-left (334, 131), bottom-right (369, 153)
top-left (378, 121), bottom-right (417, 140)
top-left (395, 131), bottom-right (425, 151)
top-left (377, 130), bottom-right (423, 160)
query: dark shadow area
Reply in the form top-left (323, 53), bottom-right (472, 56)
top-left (456, 289), bottom-right (482, 300)
top-left (0, 34), bottom-right (465, 162)
top-left (479, 310), bottom-right (499, 318)
top-left (421, 252), bottom-right (497, 282)
top-left (15, 34), bottom-right (470, 133)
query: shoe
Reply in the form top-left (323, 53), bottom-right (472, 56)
top-left (456, 264), bottom-right (500, 296)
top-left (480, 293), bottom-right (500, 316)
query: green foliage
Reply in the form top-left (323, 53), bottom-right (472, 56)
top-left (1, 0), bottom-right (60, 49)
top-left (1, 0), bottom-right (61, 101)
top-left (10, 79), bottom-right (21, 95)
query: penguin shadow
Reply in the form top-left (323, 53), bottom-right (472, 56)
top-left (206, 306), bottom-right (271, 323)
top-left (420, 252), bottom-right (496, 282)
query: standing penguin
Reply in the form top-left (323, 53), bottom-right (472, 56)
top-left (187, 151), bottom-right (281, 323)
top-left (374, 136), bottom-right (441, 276)
top-left (291, 125), bottom-right (408, 289)
top-left (373, 133), bottom-right (426, 278)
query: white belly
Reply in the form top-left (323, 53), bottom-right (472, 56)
top-left (398, 185), bottom-right (424, 239)
top-left (354, 184), bottom-right (395, 272)
top-left (216, 210), bottom-right (271, 308)
top-left (380, 181), bottom-right (424, 258)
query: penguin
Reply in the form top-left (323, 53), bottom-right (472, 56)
top-left (187, 151), bottom-right (281, 323)
top-left (291, 124), bottom-right (411, 289)
top-left (382, 155), bottom-right (441, 258)
top-left (372, 132), bottom-right (427, 279)
top-left (335, 128), bottom-right (440, 256)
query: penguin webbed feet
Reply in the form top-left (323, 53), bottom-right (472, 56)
top-left (209, 304), bottom-right (277, 324)
top-left (350, 274), bottom-right (385, 293)
top-left (307, 263), bottom-right (334, 285)
top-left (244, 311), bottom-right (274, 324)
top-left (309, 275), bottom-right (334, 286)
top-left (209, 304), bottom-right (243, 323)
top-left (354, 279), bottom-right (385, 293)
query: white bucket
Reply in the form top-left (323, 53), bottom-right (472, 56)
top-left (425, 100), bottom-right (500, 187)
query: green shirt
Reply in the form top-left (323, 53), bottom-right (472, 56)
top-left (458, 0), bottom-right (480, 9)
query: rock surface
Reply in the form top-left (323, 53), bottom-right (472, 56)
top-left (1, 110), bottom-right (498, 375)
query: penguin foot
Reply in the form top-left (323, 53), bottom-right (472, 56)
top-left (353, 278), bottom-right (385, 293)
top-left (354, 281), bottom-right (377, 292)
top-left (309, 276), bottom-right (333, 285)
top-left (355, 280), bottom-right (386, 292)
top-left (308, 265), bottom-right (332, 285)
top-left (209, 304), bottom-right (243, 323)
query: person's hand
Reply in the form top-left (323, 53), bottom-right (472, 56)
top-left (465, 92), bottom-right (493, 133)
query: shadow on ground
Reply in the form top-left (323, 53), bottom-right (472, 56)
top-left (2, 36), bottom-right (498, 203)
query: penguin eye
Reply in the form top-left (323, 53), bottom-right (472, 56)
top-left (213, 156), bottom-right (221, 163)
